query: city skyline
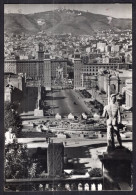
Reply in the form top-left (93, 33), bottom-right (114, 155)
top-left (4, 4), bottom-right (132, 19)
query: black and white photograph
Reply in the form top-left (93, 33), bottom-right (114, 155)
top-left (4, 3), bottom-right (132, 191)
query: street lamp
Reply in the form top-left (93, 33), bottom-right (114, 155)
top-left (52, 86), bottom-right (54, 117)
top-left (107, 74), bottom-right (112, 105)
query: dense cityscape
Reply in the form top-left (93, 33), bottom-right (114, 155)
top-left (5, 28), bottom-right (132, 61)
top-left (4, 5), bottom-right (132, 192)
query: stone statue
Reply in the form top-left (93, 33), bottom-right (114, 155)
top-left (5, 128), bottom-right (16, 145)
top-left (102, 94), bottom-right (122, 152)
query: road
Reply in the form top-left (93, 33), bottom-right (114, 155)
top-left (45, 89), bottom-right (90, 117)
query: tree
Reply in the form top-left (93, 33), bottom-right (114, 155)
top-left (4, 102), bottom-right (22, 136)
top-left (5, 142), bottom-right (30, 179)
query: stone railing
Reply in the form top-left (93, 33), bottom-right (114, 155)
top-left (5, 177), bottom-right (103, 191)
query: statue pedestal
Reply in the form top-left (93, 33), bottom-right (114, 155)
top-left (100, 147), bottom-right (132, 190)
top-left (34, 109), bottom-right (44, 116)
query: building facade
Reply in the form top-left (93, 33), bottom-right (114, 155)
top-left (74, 49), bottom-right (83, 89)
top-left (82, 63), bottom-right (131, 76)
top-left (4, 43), bottom-right (68, 90)
top-left (43, 50), bottom-right (51, 90)
top-left (4, 73), bottom-right (26, 102)
top-left (73, 58), bottom-right (131, 89)
top-left (81, 74), bottom-right (97, 89)
top-left (97, 69), bottom-right (132, 105)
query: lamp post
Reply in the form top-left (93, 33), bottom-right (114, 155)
top-left (52, 87), bottom-right (54, 117)
top-left (107, 74), bottom-right (111, 105)
top-left (81, 73), bottom-right (84, 88)
top-left (37, 80), bottom-right (42, 109)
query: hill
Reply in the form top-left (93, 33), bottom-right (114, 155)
top-left (4, 9), bottom-right (132, 35)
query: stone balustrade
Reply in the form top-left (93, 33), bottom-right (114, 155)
top-left (5, 177), bottom-right (103, 191)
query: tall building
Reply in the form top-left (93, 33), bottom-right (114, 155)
top-left (43, 50), bottom-right (51, 90)
top-left (97, 42), bottom-right (106, 53)
top-left (4, 73), bottom-right (25, 103)
top-left (4, 44), bottom-right (68, 90)
top-left (74, 49), bottom-right (83, 89)
top-left (82, 63), bottom-right (131, 76)
top-left (37, 42), bottom-right (44, 61)
top-left (73, 47), bottom-right (131, 89)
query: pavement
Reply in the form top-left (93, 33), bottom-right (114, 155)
top-left (20, 88), bottom-right (94, 119)
top-left (17, 136), bottom-right (132, 150)
top-left (17, 136), bottom-right (132, 171)
top-left (44, 89), bottom-right (90, 117)
top-left (17, 137), bottom-right (105, 147)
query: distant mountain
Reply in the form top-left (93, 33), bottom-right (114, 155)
top-left (4, 10), bottom-right (132, 35)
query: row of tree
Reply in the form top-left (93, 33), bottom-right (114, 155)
top-left (4, 102), bottom-right (22, 136)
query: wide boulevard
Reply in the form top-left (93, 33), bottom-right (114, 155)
top-left (45, 88), bottom-right (90, 117)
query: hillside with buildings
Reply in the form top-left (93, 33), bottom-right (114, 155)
top-left (4, 9), bottom-right (132, 35)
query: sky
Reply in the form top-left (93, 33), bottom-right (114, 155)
top-left (4, 4), bottom-right (132, 19)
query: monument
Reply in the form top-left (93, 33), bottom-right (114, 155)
top-left (100, 94), bottom-right (132, 190)
top-left (34, 86), bottom-right (44, 116)
top-left (47, 142), bottom-right (64, 177)
top-left (102, 94), bottom-right (122, 152)
top-left (56, 66), bottom-right (63, 80)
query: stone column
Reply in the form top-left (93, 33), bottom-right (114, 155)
top-left (81, 73), bottom-right (84, 87)
top-left (37, 86), bottom-right (41, 109)
top-left (47, 142), bottom-right (64, 177)
top-left (107, 76), bottom-right (111, 105)
top-left (34, 85), bottom-right (44, 116)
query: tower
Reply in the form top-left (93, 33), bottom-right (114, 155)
top-left (38, 42), bottom-right (44, 60)
top-left (74, 49), bottom-right (82, 89)
top-left (43, 50), bottom-right (51, 90)
top-left (63, 50), bottom-right (68, 59)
